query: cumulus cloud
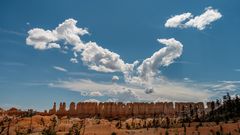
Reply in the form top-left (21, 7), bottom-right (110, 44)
top-left (134, 38), bottom-right (183, 82)
top-left (26, 19), bottom-right (136, 74)
top-left (89, 91), bottom-right (103, 96)
top-left (26, 18), bottom-right (88, 50)
top-left (145, 87), bottom-right (154, 94)
top-left (48, 43), bottom-right (61, 49)
top-left (81, 42), bottom-right (134, 73)
top-left (112, 75), bottom-right (119, 82)
top-left (70, 58), bottom-right (78, 64)
top-left (26, 28), bottom-right (58, 50)
top-left (185, 7), bottom-right (222, 30)
top-left (53, 66), bottom-right (68, 72)
top-left (165, 13), bottom-right (192, 28)
top-left (165, 7), bottom-right (222, 30)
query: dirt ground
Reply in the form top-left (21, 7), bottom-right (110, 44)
top-left (1, 115), bottom-right (240, 135)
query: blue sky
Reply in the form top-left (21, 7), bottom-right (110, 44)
top-left (1, 0), bottom-right (240, 111)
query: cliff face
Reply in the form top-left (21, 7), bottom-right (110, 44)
top-left (49, 102), bottom-right (206, 119)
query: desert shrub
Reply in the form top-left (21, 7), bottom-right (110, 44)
top-left (126, 123), bottom-right (131, 130)
top-left (115, 121), bottom-right (122, 129)
top-left (27, 128), bottom-right (32, 134)
top-left (142, 120), bottom-right (146, 128)
top-left (42, 127), bottom-right (56, 135)
top-left (216, 131), bottom-right (221, 135)
top-left (183, 124), bottom-right (186, 135)
top-left (40, 118), bottom-right (45, 126)
top-left (111, 132), bottom-right (117, 135)
top-left (238, 124), bottom-right (240, 133)
top-left (165, 129), bottom-right (169, 135)
top-left (96, 119), bottom-right (100, 124)
top-left (15, 130), bottom-right (25, 135)
top-left (210, 129), bottom-right (215, 135)
top-left (195, 125), bottom-right (199, 131)
top-left (174, 128), bottom-right (178, 135)
top-left (220, 125), bottom-right (223, 133)
top-left (67, 123), bottom-right (81, 135)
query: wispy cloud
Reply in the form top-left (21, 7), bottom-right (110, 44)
top-left (67, 71), bottom-right (112, 78)
top-left (0, 62), bottom-right (25, 66)
top-left (174, 61), bottom-right (199, 65)
top-left (89, 91), bottom-right (103, 97)
top-left (183, 77), bottom-right (194, 83)
top-left (234, 69), bottom-right (240, 72)
top-left (0, 28), bottom-right (26, 36)
top-left (53, 66), bottom-right (68, 72)
top-left (49, 78), bottom-right (211, 102)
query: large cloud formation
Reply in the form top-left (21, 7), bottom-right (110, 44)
top-left (136, 38), bottom-right (183, 81)
top-left (26, 19), bottom-right (134, 73)
top-left (26, 19), bottom-right (88, 50)
top-left (80, 42), bottom-right (134, 73)
top-left (165, 7), bottom-right (222, 30)
top-left (26, 18), bottom-right (182, 85)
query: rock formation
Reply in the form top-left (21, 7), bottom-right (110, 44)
top-left (49, 101), bottom-right (209, 119)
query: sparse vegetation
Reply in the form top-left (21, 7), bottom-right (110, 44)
top-left (111, 132), bottom-right (117, 135)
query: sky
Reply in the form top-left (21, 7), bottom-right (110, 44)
top-left (1, 0), bottom-right (240, 111)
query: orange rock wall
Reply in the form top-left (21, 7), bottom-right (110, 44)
top-left (50, 102), bottom-right (207, 119)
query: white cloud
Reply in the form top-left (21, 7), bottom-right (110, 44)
top-left (26, 28), bottom-right (58, 50)
top-left (0, 28), bottom-right (26, 36)
top-left (26, 18), bottom-right (88, 50)
top-left (73, 51), bottom-right (78, 57)
top-left (48, 43), bottom-right (61, 49)
top-left (53, 66), bottom-right (68, 72)
top-left (145, 87), bottom-right (154, 94)
top-left (154, 97), bottom-right (171, 103)
top-left (165, 7), bottom-right (222, 30)
top-left (211, 81), bottom-right (240, 91)
top-left (26, 19), bottom-right (136, 74)
top-left (185, 7), bottom-right (222, 30)
top-left (130, 38), bottom-right (183, 82)
top-left (183, 77), bottom-right (194, 83)
top-left (49, 79), bottom-right (211, 102)
top-left (50, 79), bottom-right (139, 102)
top-left (165, 13), bottom-right (192, 28)
top-left (70, 58), bottom-right (78, 64)
top-left (84, 99), bottom-right (100, 103)
top-left (220, 81), bottom-right (240, 84)
top-left (89, 91), bottom-right (103, 96)
top-left (112, 75), bottom-right (119, 82)
top-left (81, 42), bottom-right (134, 73)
